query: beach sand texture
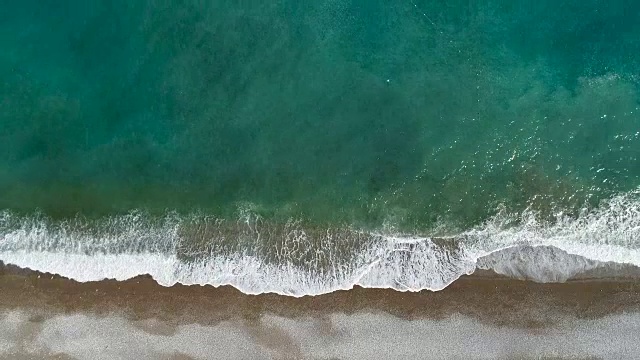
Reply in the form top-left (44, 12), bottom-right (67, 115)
top-left (1, 263), bottom-right (639, 359)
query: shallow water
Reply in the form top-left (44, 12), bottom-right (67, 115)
top-left (1, 1), bottom-right (640, 294)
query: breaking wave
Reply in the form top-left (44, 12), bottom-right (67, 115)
top-left (1, 190), bottom-right (640, 296)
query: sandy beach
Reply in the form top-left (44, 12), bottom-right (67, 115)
top-left (1, 262), bottom-right (640, 359)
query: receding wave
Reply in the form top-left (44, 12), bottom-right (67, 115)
top-left (1, 190), bottom-right (640, 296)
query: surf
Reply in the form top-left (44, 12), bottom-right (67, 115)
top-left (0, 189), bottom-right (639, 297)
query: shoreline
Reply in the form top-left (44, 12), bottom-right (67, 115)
top-left (2, 262), bottom-right (640, 328)
top-left (3, 262), bottom-right (640, 358)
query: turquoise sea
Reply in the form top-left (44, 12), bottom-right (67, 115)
top-left (1, 1), bottom-right (640, 295)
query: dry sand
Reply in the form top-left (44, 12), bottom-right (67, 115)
top-left (1, 262), bottom-right (640, 359)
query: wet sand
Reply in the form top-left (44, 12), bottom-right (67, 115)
top-left (1, 262), bottom-right (640, 359)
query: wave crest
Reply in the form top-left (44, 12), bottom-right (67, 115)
top-left (1, 190), bottom-right (640, 296)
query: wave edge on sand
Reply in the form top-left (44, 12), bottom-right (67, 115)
top-left (1, 190), bottom-right (640, 296)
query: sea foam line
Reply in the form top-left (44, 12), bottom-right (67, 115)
top-left (0, 190), bottom-right (639, 296)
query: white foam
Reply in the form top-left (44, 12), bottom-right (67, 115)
top-left (0, 251), bottom-right (180, 283)
top-left (1, 190), bottom-right (640, 296)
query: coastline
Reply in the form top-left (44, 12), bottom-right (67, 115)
top-left (2, 262), bottom-right (640, 359)
top-left (2, 261), bottom-right (640, 326)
